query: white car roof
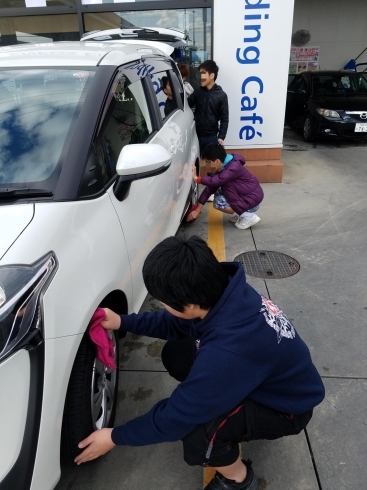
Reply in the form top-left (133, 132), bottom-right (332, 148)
top-left (0, 40), bottom-right (172, 68)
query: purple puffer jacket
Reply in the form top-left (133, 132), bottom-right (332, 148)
top-left (199, 153), bottom-right (264, 215)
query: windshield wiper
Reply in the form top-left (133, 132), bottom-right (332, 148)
top-left (0, 188), bottom-right (53, 198)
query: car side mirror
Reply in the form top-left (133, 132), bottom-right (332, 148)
top-left (113, 144), bottom-right (172, 202)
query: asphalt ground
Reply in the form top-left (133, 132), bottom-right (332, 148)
top-left (56, 128), bottom-right (367, 490)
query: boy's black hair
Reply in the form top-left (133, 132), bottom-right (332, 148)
top-left (201, 144), bottom-right (227, 162)
top-left (142, 235), bottom-right (228, 312)
top-left (198, 60), bottom-right (219, 81)
top-left (161, 76), bottom-right (169, 91)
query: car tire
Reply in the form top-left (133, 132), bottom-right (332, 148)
top-left (60, 331), bottom-right (119, 464)
top-left (303, 115), bottom-right (316, 142)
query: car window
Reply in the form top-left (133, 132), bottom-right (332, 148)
top-left (171, 61), bottom-right (185, 104)
top-left (288, 76), bottom-right (298, 92)
top-left (150, 70), bottom-right (178, 120)
top-left (96, 76), bottom-right (153, 181)
top-left (313, 74), bottom-right (367, 95)
top-left (295, 77), bottom-right (307, 93)
top-left (0, 68), bottom-right (94, 188)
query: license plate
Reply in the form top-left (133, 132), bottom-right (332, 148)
top-left (355, 123), bottom-right (367, 132)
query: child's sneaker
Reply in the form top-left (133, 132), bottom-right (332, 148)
top-left (229, 213), bottom-right (239, 223)
top-left (207, 194), bottom-right (215, 202)
top-left (204, 459), bottom-right (258, 490)
top-left (235, 215), bottom-right (260, 230)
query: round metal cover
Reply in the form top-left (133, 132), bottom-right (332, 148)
top-left (234, 251), bottom-right (300, 279)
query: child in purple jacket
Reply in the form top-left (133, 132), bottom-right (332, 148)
top-left (187, 145), bottom-right (264, 230)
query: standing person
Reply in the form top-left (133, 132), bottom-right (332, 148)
top-left (188, 60), bottom-right (229, 155)
top-left (187, 144), bottom-right (263, 230)
top-left (177, 63), bottom-right (195, 95)
top-left (75, 235), bottom-right (325, 490)
top-left (161, 76), bottom-right (177, 117)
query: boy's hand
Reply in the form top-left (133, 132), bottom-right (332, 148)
top-left (101, 308), bottom-right (121, 331)
top-left (75, 428), bottom-right (115, 465)
top-left (218, 138), bottom-right (224, 145)
top-left (192, 163), bottom-right (198, 181)
top-left (187, 208), bottom-right (200, 222)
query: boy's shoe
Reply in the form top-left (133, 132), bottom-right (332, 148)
top-left (235, 215), bottom-right (260, 230)
top-left (229, 213), bottom-right (239, 223)
top-left (207, 194), bottom-right (215, 202)
top-left (204, 459), bottom-right (258, 490)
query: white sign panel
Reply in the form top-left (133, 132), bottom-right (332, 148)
top-left (214, 0), bottom-right (295, 148)
top-left (25, 0), bottom-right (47, 6)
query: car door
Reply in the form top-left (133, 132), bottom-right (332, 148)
top-left (286, 74), bottom-right (309, 124)
top-left (89, 62), bottom-right (174, 312)
top-left (146, 57), bottom-right (192, 234)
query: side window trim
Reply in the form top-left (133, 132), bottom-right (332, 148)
top-left (168, 70), bottom-right (184, 111)
top-left (142, 76), bottom-right (163, 131)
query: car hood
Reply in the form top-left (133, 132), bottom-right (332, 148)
top-left (0, 204), bottom-right (34, 260)
top-left (311, 95), bottom-right (367, 111)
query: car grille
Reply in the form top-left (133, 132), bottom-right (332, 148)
top-left (345, 111), bottom-right (367, 121)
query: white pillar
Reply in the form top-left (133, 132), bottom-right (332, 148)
top-left (213, 0), bottom-right (295, 149)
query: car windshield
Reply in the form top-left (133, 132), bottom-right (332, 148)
top-left (0, 68), bottom-right (95, 189)
top-left (312, 74), bottom-right (367, 96)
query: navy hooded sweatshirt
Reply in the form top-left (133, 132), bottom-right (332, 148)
top-left (111, 263), bottom-right (325, 447)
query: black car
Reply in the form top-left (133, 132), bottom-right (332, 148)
top-left (285, 70), bottom-right (367, 141)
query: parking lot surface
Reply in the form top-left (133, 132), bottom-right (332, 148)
top-left (56, 130), bottom-right (367, 490)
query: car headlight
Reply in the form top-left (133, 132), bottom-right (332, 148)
top-left (0, 253), bottom-right (57, 363)
top-left (316, 108), bottom-right (341, 118)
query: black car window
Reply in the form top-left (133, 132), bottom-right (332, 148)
top-left (150, 70), bottom-right (179, 120)
top-left (295, 77), bottom-right (307, 93)
top-left (78, 76), bottom-right (153, 198)
top-left (314, 74), bottom-right (367, 95)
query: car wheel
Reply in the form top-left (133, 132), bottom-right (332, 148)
top-left (303, 115), bottom-right (316, 142)
top-left (61, 331), bottom-right (119, 464)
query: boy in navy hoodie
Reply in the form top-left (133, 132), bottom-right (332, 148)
top-left (75, 236), bottom-right (325, 490)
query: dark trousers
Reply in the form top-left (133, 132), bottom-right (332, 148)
top-left (198, 134), bottom-right (219, 156)
top-left (161, 338), bottom-right (313, 468)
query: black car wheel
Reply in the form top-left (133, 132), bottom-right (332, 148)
top-left (61, 331), bottom-right (119, 464)
top-left (303, 115), bottom-right (316, 142)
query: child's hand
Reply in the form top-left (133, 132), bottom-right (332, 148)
top-left (101, 308), bottom-right (121, 331)
top-left (75, 428), bottom-right (115, 465)
top-left (187, 208), bottom-right (200, 222)
top-left (218, 138), bottom-right (224, 145)
top-left (192, 164), bottom-right (198, 181)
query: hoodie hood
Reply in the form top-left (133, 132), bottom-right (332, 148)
top-left (194, 262), bottom-right (262, 335)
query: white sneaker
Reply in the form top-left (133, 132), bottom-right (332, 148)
top-left (235, 214), bottom-right (260, 230)
top-left (229, 213), bottom-right (239, 223)
top-left (207, 194), bottom-right (214, 202)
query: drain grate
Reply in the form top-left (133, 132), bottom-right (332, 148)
top-left (234, 251), bottom-right (300, 279)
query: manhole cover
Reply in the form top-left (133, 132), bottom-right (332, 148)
top-left (234, 251), bottom-right (300, 279)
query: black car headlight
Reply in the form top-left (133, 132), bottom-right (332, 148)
top-left (0, 253), bottom-right (57, 363)
top-left (316, 108), bottom-right (341, 119)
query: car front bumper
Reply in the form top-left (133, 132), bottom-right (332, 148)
top-left (316, 117), bottom-right (367, 138)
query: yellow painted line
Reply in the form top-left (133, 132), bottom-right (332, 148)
top-left (203, 206), bottom-right (241, 487)
top-left (204, 203), bottom-right (226, 487)
top-left (207, 203), bottom-right (226, 262)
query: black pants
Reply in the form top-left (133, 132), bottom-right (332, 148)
top-left (161, 338), bottom-right (313, 468)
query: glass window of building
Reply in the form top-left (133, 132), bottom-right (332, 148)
top-left (0, 14), bottom-right (79, 46)
top-left (84, 8), bottom-right (212, 89)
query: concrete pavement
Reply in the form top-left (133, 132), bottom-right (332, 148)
top-left (56, 130), bottom-right (367, 490)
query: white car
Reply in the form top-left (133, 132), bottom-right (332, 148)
top-left (0, 40), bottom-right (198, 490)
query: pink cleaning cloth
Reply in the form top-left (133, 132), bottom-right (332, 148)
top-left (89, 307), bottom-right (117, 370)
